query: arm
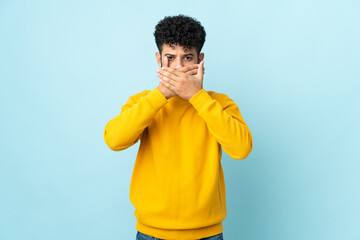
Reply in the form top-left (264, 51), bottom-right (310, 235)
top-left (103, 87), bottom-right (167, 151)
top-left (156, 62), bottom-right (252, 159)
top-left (104, 62), bottom-right (200, 151)
top-left (189, 90), bottom-right (253, 159)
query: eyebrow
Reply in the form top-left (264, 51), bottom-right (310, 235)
top-left (164, 53), bottom-right (195, 57)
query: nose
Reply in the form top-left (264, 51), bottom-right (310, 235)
top-left (174, 58), bottom-right (184, 69)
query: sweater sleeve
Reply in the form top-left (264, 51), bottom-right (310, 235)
top-left (189, 89), bottom-right (253, 159)
top-left (104, 87), bottom-right (168, 151)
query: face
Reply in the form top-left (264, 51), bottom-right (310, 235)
top-left (156, 43), bottom-right (204, 69)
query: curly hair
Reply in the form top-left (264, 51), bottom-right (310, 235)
top-left (154, 14), bottom-right (206, 55)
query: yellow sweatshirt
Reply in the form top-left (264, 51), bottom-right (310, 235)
top-left (104, 87), bottom-right (253, 240)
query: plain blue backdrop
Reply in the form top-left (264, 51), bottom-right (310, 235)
top-left (1, 0), bottom-right (359, 239)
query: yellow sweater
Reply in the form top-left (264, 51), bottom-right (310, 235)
top-left (104, 87), bottom-right (253, 240)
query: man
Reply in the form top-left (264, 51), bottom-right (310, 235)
top-left (104, 15), bottom-right (253, 240)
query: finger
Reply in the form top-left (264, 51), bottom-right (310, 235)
top-left (163, 56), bottom-right (169, 68)
top-left (185, 69), bottom-right (198, 75)
top-left (161, 80), bottom-right (177, 92)
top-left (156, 68), bottom-right (179, 80)
top-left (176, 65), bottom-right (198, 73)
top-left (159, 76), bottom-right (176, 88)
top-left (196, 63), bottom-right (205, 70)
top-left (161, 67), bottom-right (187, 78)
top-left (197, 60), bottom-right (204, 76)
top-left (157, 67), bottom-right (179, 81)
top-left (193, 63), bottom-right (205, 75)
top-left (157, 72), bottom-right (177, 86)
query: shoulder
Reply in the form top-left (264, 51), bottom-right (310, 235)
top-left (121, 90), bottom-right (152, 112)
top-left (207, 90), bottom-right (229, 99)
top-left (127, 89), bottom-right (152, 101)
top-left (206, 90), bottom-right (234, 107)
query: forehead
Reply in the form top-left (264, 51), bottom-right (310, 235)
top-left (161, 43), bottom-right (197, 54)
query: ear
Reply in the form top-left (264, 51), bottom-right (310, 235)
top-left (198, 53), bottom-right (204, 63)
top-left (155, 52), bottom-right (162, 67)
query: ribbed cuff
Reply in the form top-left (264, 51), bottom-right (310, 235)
top-left (146, 87), bottom-right (168, 110)
top-left (189, 89), bottom-right (213, 112)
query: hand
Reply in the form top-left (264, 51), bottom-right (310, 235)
top-left (156, 57), bottom-right (200, 99)
top-left (176, 63), bottom-right (205, 75)
top-left (156, 60), bottom-right (204, 100)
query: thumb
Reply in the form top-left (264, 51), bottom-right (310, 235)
top-left (197, 60), bottom-right (204, 76)
top-left (164, 56), bottom-right (169, 68)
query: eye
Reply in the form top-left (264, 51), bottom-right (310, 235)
top-left (166, 56), bottom-right (173, 60)
top-left (185, 56), bottom-right (193, 61)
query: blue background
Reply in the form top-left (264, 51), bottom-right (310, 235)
top-left (1, 0), bottom-right (359, 239)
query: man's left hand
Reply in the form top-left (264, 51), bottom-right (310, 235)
top-left (156, 61), bottom-right (204, 101)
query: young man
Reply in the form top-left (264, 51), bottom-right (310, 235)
top-left (104, 15), bottom-right (253, 240)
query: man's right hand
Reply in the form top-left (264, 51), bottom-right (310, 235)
top-left (157, 57), bottom-right (201, 99)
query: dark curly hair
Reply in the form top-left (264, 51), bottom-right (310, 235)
top-left (154, 14), bottom-right (206, 55)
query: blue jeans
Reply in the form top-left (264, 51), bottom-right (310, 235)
top-left (136, 231), bottom-right (223, 240)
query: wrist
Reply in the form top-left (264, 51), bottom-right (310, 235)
top-left (189, 88), bottom-right (202, 100)
top-left (157, 86), bottom-right (170, 99)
